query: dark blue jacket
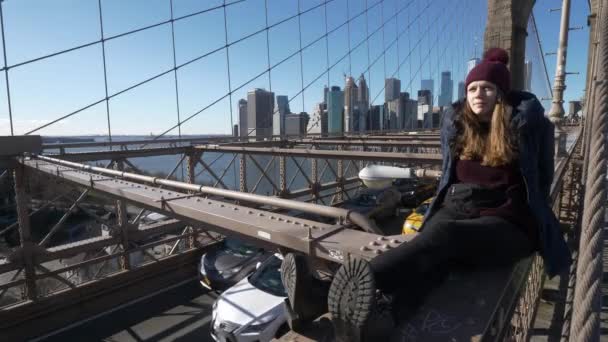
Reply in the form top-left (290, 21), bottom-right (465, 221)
top-left (422, 91), bottom-right (571, 277)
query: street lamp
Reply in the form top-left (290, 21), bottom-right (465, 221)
top-left (358, 165), bottom-right (441, 189)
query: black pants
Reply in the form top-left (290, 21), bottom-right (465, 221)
top-left (370, 187), bottom-right (534, 302)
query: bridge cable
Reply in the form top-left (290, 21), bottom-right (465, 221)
top-left (569, 0), bottom-right (607, 340)
top-left (297, 0), bottom-right (305, 113)
top-left (223, 0), bottom-right (235, 135)
top-left (0, 2), bottom-right (12, 136)
top-left (531, 12), bottom-right (554, 99)
top-left (97, 0), bottom-right (113, 147)
top-left (169, 0), bottom-right (186, 180)
top-left (251, 0), bottom-right (415, 136)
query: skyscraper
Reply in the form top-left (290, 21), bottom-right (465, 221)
top-left (247, 88), bottom-right (275, 140)
top-left (385, 78), bottom-right (401, 102)
top-left (284, 112), bottom-right (310, 136)
top-left (439, 71), bottom-right (453, 107)
top-left (417, 90), bottom-right (432, 128)
top-left (357, 74), bottom-right (369, 132)
top-left (467, 58), bottom-right (480, 74)
top-left (344, 76), bottom-right (358, 133)
top-left (404, 97), bottom-right (418, 130)
top-left (398, 92), bottom-right (409, 129)
top-left (238, 99), bottom-right (248, 137)
top-left (387, 99), bottom-right (400, 131)
top-left (369, 105), bottom-right (384, 131)
top-left (327, 86), bottom-right (344, 134)
top-left (307, 102), bottom-right (326, 135)
top-left (420, 79), bottom-right (434, 108)
top-left (273, 95), bottom-right (290, 136)
top-left (457, 81), bottom-right (465, 100)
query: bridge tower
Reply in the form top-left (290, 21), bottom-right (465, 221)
top-left (484, 0), bottom-right (536, 91)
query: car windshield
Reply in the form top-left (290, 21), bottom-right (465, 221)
top-left (416, 203), bottom-right (430, 215)
top-left (249, 257), bottom-right (286, 297)
top-left (224, 239), bottom-right (258, 257)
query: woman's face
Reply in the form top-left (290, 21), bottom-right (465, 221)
top-left (466, 80), bottom-right (498, 120)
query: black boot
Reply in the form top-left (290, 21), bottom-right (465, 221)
top-left (280, 253), bottom-right (328, 330)
top-left (328, 257), bottom-right (393, 342)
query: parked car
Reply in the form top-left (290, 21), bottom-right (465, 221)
top-left (210, 254), bottom-right (289, 342)
top-left (402, 197), bottom-right (434, 234)
top-left (199, 238), bottom-right (271, 291)
top-left (341, 187), bottom-right (402, 221)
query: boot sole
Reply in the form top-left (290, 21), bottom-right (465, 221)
top-left (281, 253), bottom-right (312, 327)
top-left (328, 258), bottom-right (376, 342)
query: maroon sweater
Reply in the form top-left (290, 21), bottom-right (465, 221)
top-left (455, 159), bottom-right (538, 243)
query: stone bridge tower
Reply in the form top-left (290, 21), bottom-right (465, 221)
top-left (485, 0), bottom-right (599, 94)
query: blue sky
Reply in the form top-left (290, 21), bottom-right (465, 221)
top-left (0, 0), bottom-right (590, 136)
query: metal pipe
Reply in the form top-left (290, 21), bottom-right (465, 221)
top-left (33, 155), bottom-right (383, 234)
top-left (548, 0), bottom-right (572, 130)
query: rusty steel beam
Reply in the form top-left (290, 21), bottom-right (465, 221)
top-left (44, 235), bottom-right (120, 262)
top-left (37, 220), bottom-right (186, 264)
top-left (0, 259), bottom-right (21, 275)
top-left (13, 164), bottom-right (38, 301)
top-left (130, 219), bottom-right (185, 239)
top-left (293, 139), bottom-right (441, 147)
top-left (25, 158), bottom-right (409, 263)
top-left (49, 146), bottom-right (192, 162)
top-left (31, 155), bottom-right (379, 231)
top-left (41, 134), bottom-right (323, 151)
top-left (39, 189), bottom-right (90, 247)
top-left (0, 277), bottom-right (25, 293)
top-left (195, 145), bottom-right (442, 164)
top-left (44, 138), bottom-right (444, 163)
top-left (132, 153), bottom-right (187, 225)
top-left (354, 135), bottom-right (439, 140)
top-left (249, 155), bottom-right (278, 194)
top-left (0, 190), bottom-right (74, 237)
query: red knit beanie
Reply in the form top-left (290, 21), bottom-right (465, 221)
top-left (465, 47), bottom-right (511, 94)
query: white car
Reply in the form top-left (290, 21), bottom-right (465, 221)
top-left (210, 254), bottom-right (288, 342)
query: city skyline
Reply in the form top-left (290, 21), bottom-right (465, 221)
top-left (237, 70), bottom-right (466, 137)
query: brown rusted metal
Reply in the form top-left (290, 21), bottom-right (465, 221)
top-left (198, 157), bottom-right (229, 190)
top-left (13, 163), bottom-right (38, 301)
top-left (114, 160), bottom-right (131, 270)
top-left (279, 156), bottom-right (287, 197)
top-left (39, 189), bottom-right (90, 247)
top-left (25, 158), bottom-right (401, 261)
top-left (237, 153), bottom-right (246, 193)
top-left (249, 155), bottom-right (279, 194)
top-left (195, 145), bottom-right (442, 164)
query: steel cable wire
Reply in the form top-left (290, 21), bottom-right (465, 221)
top-left (0, 3), bottom-right (13, 136)
top-left (253, 0), bottom-right (420, 137)
top-left (569, 0), bottom-right (607, 339)
top-left (22, 0), bottom-right (331, 136)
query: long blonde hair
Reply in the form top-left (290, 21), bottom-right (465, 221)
top-left (456, 95), bottom-right (516, 167)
